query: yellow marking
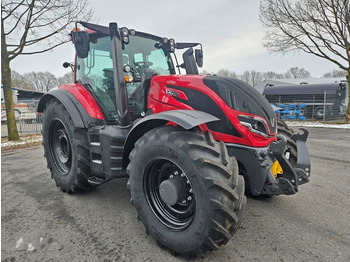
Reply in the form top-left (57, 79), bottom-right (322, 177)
top-left (271, 160), bottom-right (283, 177)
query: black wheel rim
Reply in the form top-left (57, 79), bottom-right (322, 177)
top-left (144, 159), bottom-right (195, 231)
top-left (48, 119), bottom-right (72, 175)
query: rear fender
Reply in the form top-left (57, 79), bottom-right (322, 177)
top-left (37, 89), bottom-right (104, 128)
top-left (122, 110), bottom-right (219, 169)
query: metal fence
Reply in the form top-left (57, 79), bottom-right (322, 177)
top-left (265, 91), bottom-right (347, 121)
top-left (19, 102), bottom-right (42, 134)
top-left (1, 103), bottom-right (42, 136)
top-left (18, 114), bottom-right (42, 135)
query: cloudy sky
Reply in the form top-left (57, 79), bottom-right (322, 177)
top-left (10, 0), bottom-right (338, 78)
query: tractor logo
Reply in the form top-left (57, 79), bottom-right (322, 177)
top-left (165, 88), bottom-right (180, 98)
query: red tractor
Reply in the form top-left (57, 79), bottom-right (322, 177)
top-left (38, 21), bottom-right (310, 258)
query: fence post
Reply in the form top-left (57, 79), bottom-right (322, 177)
top-left (323, 91), bottom-right (326, 121)
top-left (312, 95), bottom-right (315, 121)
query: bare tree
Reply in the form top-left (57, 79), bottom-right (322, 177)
top-left (57, 72), bottom-right (74, 86)
top-left (217, 69), bottom-right (238, 78)
top-left (1, 0), bottom-right (94, 140)
top-left (323, 69), bottom-right (348, 78)
top-left (260, 0), bottom-right (350, 122)
top-left (200, 69), bottom-right (211, 75)
top-left (262, 71), bottom-right (285, 80)
top-left (239, 70), bottom-right (263, 87)
top-left (24, 71), bottom-right (58, 92)
top-left (11, 70), bottom-right (32, 90)
top-left (285, 67), bottom-right (311, 79)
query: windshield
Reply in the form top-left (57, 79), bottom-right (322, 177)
top-left (76, 34), bottom-right (175, 122)
top-left (123, 35), bottom-right (175, 75)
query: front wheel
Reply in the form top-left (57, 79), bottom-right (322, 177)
top-left (127, 126), bottom-right (246, 258)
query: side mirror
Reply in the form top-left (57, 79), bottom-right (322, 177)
top-left (72, 31), bottom-right (90, 58)
top-left (195, 49), bottom-right (203, 68)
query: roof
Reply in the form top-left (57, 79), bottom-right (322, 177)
top-left (263, 82), bottom-right (342, 96)
top-left (254, 77), bottom-right (345, 93)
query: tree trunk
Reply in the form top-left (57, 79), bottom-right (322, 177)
top-left (346, 68), bottom-right (350, 123)
top-left (1, 20), bottom-right (20, 141)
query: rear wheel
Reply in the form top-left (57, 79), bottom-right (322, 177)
top-left (127, 126), bottom-right (246, 258)
top-left (42, 99), bottom-right (93, 193)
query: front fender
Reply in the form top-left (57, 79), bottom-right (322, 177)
top-left (122, 110), bottom-right (219, 169)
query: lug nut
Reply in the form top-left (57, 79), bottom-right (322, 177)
top-left (169, 175), bottom-right (173, 179)
top-left (174, 171), bottom-right (178, 176)
top-left (187, 196), bottom-right (192, 201)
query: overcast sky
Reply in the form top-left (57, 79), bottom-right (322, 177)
top-left (10, 0), bottom-right (338, 78)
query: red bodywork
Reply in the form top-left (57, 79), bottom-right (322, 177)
top-left (148, 75), bottom-right (277, 148)
top-left (60, 84), bottom-right (105, 120)
top-left (62, 74), bottom-right (276, 148)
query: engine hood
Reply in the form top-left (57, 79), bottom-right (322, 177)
top-left (202, 76), bottom-right (276, 132)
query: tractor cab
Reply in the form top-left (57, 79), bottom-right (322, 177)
top-left (72, 21), bottom-right (202, 123)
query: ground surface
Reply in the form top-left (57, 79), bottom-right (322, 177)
top-left (1, 127), bottom-right (350, 262)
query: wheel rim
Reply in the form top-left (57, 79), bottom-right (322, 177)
top-left (143, 159), bottom-right (195, 231)
top-left (316, 108), bottom-right (324, 117)
top-left (49, 119), bottom-right (72, 175)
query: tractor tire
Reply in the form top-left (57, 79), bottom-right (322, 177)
top-left (127, 126), bottom-right (246, 258)
top-left (42, 99), bottom-right (93, 193)
top-left (277, 119), bottom-right (297, 167)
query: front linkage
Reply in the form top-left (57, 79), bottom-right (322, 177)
top-left (226, 127), bottom-right (310, 196)
top-left (265, 128), bottom-right (310, 195)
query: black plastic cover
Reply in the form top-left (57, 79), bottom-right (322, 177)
top-left (203, 76), bottom-right (276, 132)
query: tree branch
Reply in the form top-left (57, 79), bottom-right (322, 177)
top-left (260, 0), bottom-right (349, 71)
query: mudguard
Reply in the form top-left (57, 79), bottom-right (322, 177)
top-left (37, 89), bottom-right (104, 128)
top-left (122, 109), bottom-right (219, 169)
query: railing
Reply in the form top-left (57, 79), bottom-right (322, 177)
top-left (1, 103), bottom-right (42, 136)
top-left (18, 114), bottom-right (42, 135)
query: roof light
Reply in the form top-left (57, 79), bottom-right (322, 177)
top-left (121, 27), bottom-right (128, 36)
top-left (123, 36), bottom-right (129, 44)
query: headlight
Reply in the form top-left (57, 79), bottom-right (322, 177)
top-left (238, 114), bottom-right (271, 137)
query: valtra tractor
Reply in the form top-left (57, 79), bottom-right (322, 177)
top-left (38, 21), bottom-right (311, 258)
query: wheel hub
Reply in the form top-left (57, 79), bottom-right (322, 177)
top-left (49, 119), bottom-right (72, 175)
top-left (57, 129), bottom-right (70, 162)
top-left (159, 177), bottom-right (190, 206)
top-left (144, 160), bottom-right (195, 230)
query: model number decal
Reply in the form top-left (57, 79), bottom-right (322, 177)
top-left (166, 88), bottom-right (180, 97)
